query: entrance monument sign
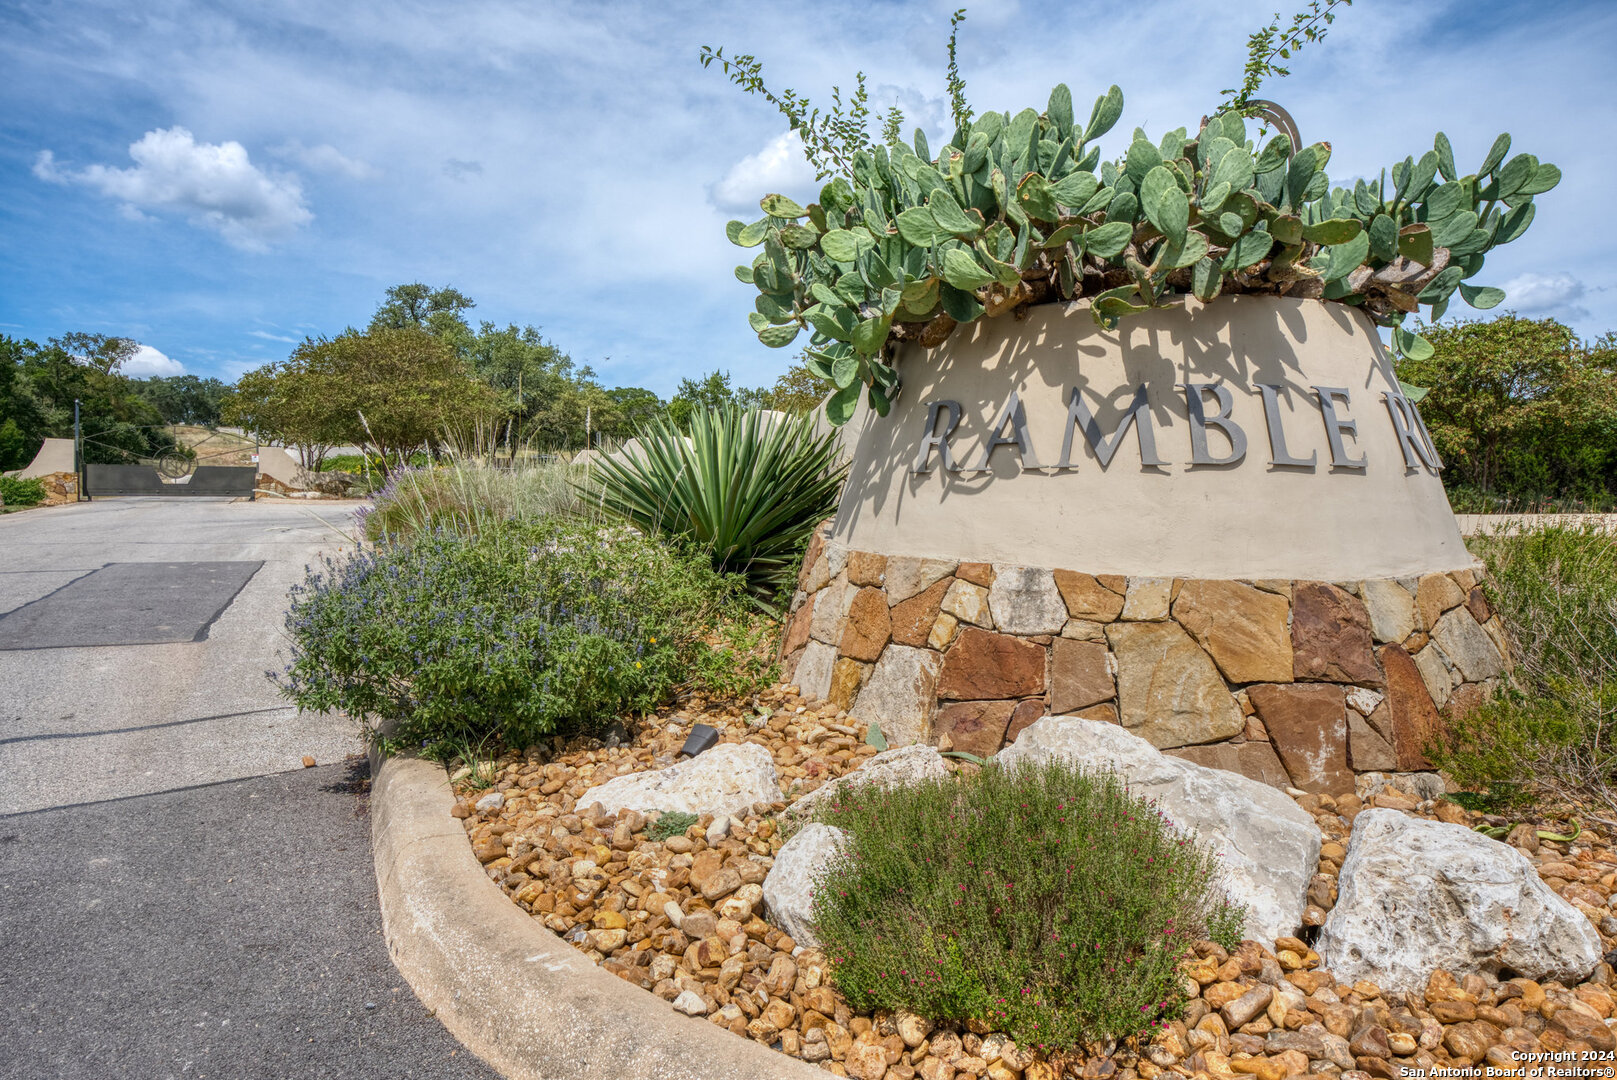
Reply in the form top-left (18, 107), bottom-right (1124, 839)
top-left (781, 296), bottom-right (1507, 795)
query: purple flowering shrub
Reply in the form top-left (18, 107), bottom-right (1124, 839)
top-left (808, 758), bottom-right (1246, 1050)
top-left (277, 519), bottom-right (769, 751)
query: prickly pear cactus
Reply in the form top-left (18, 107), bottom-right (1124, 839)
top-left (726, 85), bottom-right (1559, 425)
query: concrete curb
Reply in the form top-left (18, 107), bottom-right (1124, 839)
top-left (370, 753), bottom-right (824, 1080)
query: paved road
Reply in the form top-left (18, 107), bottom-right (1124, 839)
top-left (0, 498), bottom-right (497, 1080)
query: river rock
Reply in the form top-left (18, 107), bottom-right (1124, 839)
top-left (579, 742), bottom-right (780, 819)
top-left (1318, 809), bottom-right (1603, 992)
top-left (761, 823), bottom-right (848, 948)
top-left (785, 744), bottom-right (948, 821)
top-left (996, 715), bottom-right (1321, 941)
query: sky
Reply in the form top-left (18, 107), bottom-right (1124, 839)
top-left (1, 0), bottom-right (1613, 392)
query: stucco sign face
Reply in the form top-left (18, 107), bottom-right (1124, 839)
top-left (830, 297), bottom-right (1468, 580)
top-left (911, 382), bottom-right (1443, 477)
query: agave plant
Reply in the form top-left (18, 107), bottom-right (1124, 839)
top-left (581, 406), bottom-right (846, 612)
top-left (709, 60), bottom-right (1558, 426)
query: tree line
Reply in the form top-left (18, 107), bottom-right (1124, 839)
top-left (0, 334), bottom-right (231, 471)
top-left (222, 283), bottom-right (831, 471)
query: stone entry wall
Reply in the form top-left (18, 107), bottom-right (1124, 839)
top-left (779, 526), bottom-right (1508, 796)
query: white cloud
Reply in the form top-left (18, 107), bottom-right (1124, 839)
top-left (1500, 272), bottom-right (1590, 321)
top-left (707, 131), bottom-right (820, 217)
top-left (271, 139), bottom-right (373, 179)
top-left (122, 344), bottom-right (185, 376)
top-left (247, 329), bottom-right (298, 343)
top-left (34, 127), bottom-right (313, 250)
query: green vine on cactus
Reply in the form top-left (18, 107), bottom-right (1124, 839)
top-left (1223, 0), bottom-right (1354, 114)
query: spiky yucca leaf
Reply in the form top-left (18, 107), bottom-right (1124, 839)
top-left (582, 406), bottom-right (845, 612)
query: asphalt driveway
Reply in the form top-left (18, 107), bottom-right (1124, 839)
top-left (0, 498), bottom-right (496, 1080)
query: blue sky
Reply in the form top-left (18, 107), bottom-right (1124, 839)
top-left (1, 0), bottom-right (1612, 392)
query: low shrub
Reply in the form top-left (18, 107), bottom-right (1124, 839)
top-left (0, 475), bottom-right (47, 508)
top-left (809, 758), bottom-right (1246, 1052)
top-left (1431, 526), bottom-right (1617, 821)
top-left (277, 518), bottom-right (772, 751)
top-left (582, 406), bottom-right (845, 613)
top-left (647, 811), bottom-right (699, 842)
top-left (361, 460), bottom-right (583, 542)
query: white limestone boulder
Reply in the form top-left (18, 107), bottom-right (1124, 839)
top-left (761, 823), bottom-right (848, 949)
top-left (996, 715), bottom-right (1321, 942)
top-left (1318, 809), bottom-right (1602, 992)
top-left (578, 742), bottom-right (779, 820)
top-left (783, 744), bottom-right (948, 822)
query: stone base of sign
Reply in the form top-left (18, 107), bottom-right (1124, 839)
top-left (780, 526), bottom-right (1507, 796)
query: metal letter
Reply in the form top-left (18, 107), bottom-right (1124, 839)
top-left (912, 399), bottom-right (965, 474)
top-left (968, 390), bottom-right (1043, 472)
top-left (1413, 401), bottom-right (1445, 470)
top-left (1312, 385), bottom-right (1366, 470)
top-left (1383, 393), bottom-right (1442, 471)
top-left (1182, 382), bottom-right (1249, 466)
top-left (1256, 384), bottom-right (1317, 468)
top-left (1056, 385), bottom-right (1168, 470)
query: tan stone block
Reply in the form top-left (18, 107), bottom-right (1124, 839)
top-left (987, 566), bottom-right (1067, 635)
top-left (884, 556), bottom-right (957, 605)
top-left (846, 551), bottom-right (888, 588)
top-left (940, 579), bottom-right (993, 628)
top-left (1052, 570), bottom-right (1125, 621)
top-left (1360, 578), bottom-right (1417, 644)
top-left (1097, 574), bottom-right (1127, 593)
top-left (1106, 620), bottom-right (1243, 748)
top-left (937, 628), bottom-right (1046, 701)
top-left (927, 612), bottom-right (959, 650)
top-left (1060, 618), bottom-right (1107, 641)
top-left (809, 578), bottom-right (856, 644)
top-left (1050, 637), bottom-right (1114, 714)
top-left (1173, 579), bottom-right (1293, 684)
top-left (1121, 577), bottom-right (1173, 620)
top-left (839, 587), bottom-right (892, 662)
top-left (1168, 741), bottom-right (1290, 789)
top-left (829, 657), bottom-right (873, 712)
top-left (1416, 572), bottom-right (1467, 631)
top-left (890, 577), bottom-right (952, 648)
top-left (1412, 642), bottom-right (1454, 707)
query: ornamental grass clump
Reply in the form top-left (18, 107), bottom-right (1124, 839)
top-left (277, 519), bottom-right (770, 752)
top-left (809, 758), bottom-right (1246, 1052)
top-left (361, 458), bottom-right (583, 542)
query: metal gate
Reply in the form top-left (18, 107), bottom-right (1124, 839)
top-left (79, 423), bottom-right (261, 499)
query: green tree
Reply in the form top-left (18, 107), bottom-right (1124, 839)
top-left (223, 353), bottom-right (352, 469)
top-left (667, 370), bottom-right (770, 429)
top-left (370, 283), bottom-right (477, 344)
top-left (759, 357), bottom-right (833, 413)
top-left (1397, 314), bottom-right (1617, 502)
top-left (129, 375), bottom-right (232, 426)
top-left (2, 335), bottom-right (174, 465)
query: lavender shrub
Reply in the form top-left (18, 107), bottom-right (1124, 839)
top-left (277, 519), bottom-right (768, 751)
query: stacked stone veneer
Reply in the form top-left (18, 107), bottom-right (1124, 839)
top-left (780, 527), bottom-right (1508, 796)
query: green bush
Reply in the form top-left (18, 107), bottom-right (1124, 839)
top-left (583, 406), bottom-right (845, 612)
top-left (277, 518), bottom-right (771, 751)
top-left (1431, 527), bottom-right (1617, 817)
top-left (647, 811), bottom-right (699, 842)
top-left (0, 475), bottom-right (47, 508)
top-left (809, 758), bottom-right (1246, 1052)
top-left (361, 460), bottom-right (583, 542)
